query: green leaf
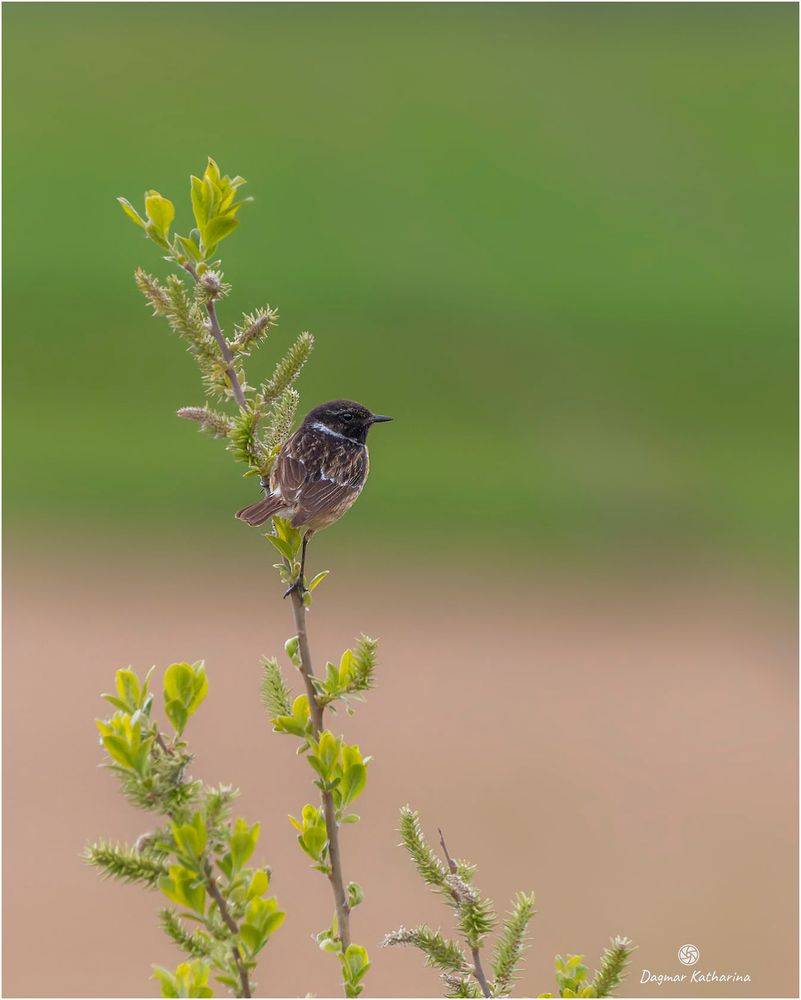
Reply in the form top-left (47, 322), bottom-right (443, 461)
top-left (186, 663), bottom-right (208, 715)
top-left (171, 813), bottom-right (207, 860)
top-left (204, 157), bottom-right (221, 185)
top-left (100, 694), bottom-right (130, 713)
top-left (118, 196), bottom-right (145, 228)
top-left (175, 234), bottom-right (202, 261)
top-left (339, 743), bottom-right (368, 805)
top-left (315, 731), bottom-right (339, 780)
top-left (159, 865), bottom-right (205, 915)
top-left (339, 762), bottom-right (367, 806)
top-left (341, 943), bottom-right (371, 988)
top-left (163, 662), bottom-right (207, 733)
top-left (190, 175), bottom-right (211, 234)
top-left (261, 909), bottom-right (285, 937)
top-left (347, 881), bottom-right (365, 907)
top-left (266, 533), bottom-right (293, 560)
top-left (204, 214), bottom-right (239, 249)
top-left (284, 635), bottom-right (301, 666)
top-left (115, 668), bottom-right (141, 710)
top-left (145, 190), bottom-right (175, 237)
top-left (165, 698), bottom-right (188, 736)
top-left (229, 817), bottom-right (260, 871)
top-left (152, 966), bottom-right (179, 999)
top-left (142, 665), bottom-right (156, 699)
top-left (153, 960), bottom-right (212, 999)
top-left (338, 649), bottom-right (354, 687)
top-left (100, 733), bottom-right (136, 768)
top-left (291, 803), bottom-right (328, 862)
top-left (239, 923), bottom-right (264, 954)
top-left (241, 896), bottom-right (285, 951)
top-left (300, 824), bottom-right (328, 861)
top-left (145, 221), bottom-right (171, 249)
top-left (165, 662), bottom-right (195, 706)
top-left (273, 694), bottom-right (311, 737)
top-left (246, 869), bottom-right (270, 900)
top-left (325, 660), bottom-right (339, 690)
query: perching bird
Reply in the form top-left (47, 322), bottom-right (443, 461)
top-left (236, 399), bottom-right (392, 595)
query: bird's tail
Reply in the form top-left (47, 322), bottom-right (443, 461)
top-left (235, 495), bottom-right (284, 526)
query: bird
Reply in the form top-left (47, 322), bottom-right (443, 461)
top-left (235, 399), bottom-right (392, 595)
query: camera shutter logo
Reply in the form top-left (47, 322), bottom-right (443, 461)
top-left (678, 944), bottom-right (700, 967)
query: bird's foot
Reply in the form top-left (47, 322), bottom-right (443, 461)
top-left (283, 576), bottom-right (306, 600)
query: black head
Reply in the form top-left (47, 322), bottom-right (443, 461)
top-left (303, 399), bottom-right (393, 444)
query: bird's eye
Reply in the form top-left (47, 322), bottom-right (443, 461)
top-left (342, 411), bottom-right (354, 421)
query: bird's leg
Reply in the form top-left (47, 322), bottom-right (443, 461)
top-left (283, 532), bottom-right (310, 599)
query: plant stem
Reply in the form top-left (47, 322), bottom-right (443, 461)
top-left (289, 588), bottom-right (352, 960)
top-left (290, 588), bottom-right (324, 734)
top-left (471, 947), bottom-right (492, 999)
top-left (206, 298), bottom-right (247, 409)
top-left (179, 257), bottom-right (352, 982)
top-left (438, 828), bottom-right (457, 873)
top-left (142, 729), bottom-right (250, 994)
top-left (182, 263), bottom-right (247, 408)
top-left (439, 828), bottom-right (492, 999)
top-left (204, 861), bottom-right (252, 999)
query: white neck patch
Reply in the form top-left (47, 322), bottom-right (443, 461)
top-left (311, 421), bottom-right (365, 446)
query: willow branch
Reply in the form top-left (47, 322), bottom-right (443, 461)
top-left (289, 588), bottom-right (352, 959)
top-left (180, 251), bottom-right (352, 977)
top-left (439, 828), bottom-right (491, 999)
top-left (147, 727), bottom-right (251, 998)
top-left (439, 828), bottom-right (457, 874)
top-left (204, 861), bottom-right (251, 999)
top-left (182, 262), bottom-right (247, 408)
top-left (471, 947), bottom-right (492, 999)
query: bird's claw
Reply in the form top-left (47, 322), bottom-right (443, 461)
top-left (283, 577), bottom-right (306, 600)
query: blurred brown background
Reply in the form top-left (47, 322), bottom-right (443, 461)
top-left (3, 3), bottom-right (798, 998)
top-left (4, 541), bottom-right (797, 997)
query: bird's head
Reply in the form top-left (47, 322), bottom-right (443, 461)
top-left (304, 399), bottom-right (393, 444)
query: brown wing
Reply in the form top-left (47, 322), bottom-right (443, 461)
top-left (268, 425), bottom-right (368, 527)
top-left (269, 429), bottom-right (310, 507)
top-left (293, 445), bottom-right (368, 527)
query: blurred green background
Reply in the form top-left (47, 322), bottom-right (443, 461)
top-left (4, 3), bottom-right (797, 571)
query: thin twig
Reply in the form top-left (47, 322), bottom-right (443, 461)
top-left (289, 588), bottom-right (352, 965)
top-left (204, 861), bottom-right (252, 998)
top-left (182, 262), bottom-right (247, 408)
top-left (439, 828), bottom-right (492, 999)
top-left (146, 727), bottom-right (251, 997)
top-left (438, 828), bottom-right (457, 874)
top-left (471, 947), bottom-right (492, 999)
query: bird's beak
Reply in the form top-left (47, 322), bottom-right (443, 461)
top-left (371, 414), bottom-right (393, 423)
